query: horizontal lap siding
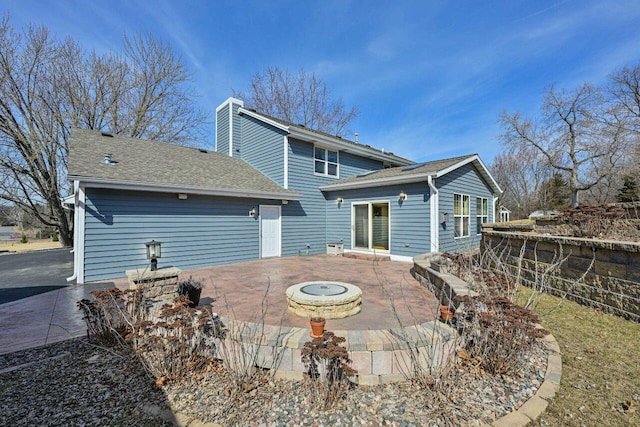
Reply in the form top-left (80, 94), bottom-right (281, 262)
top-left (83, 188), bottom-right (276, 281)
top-left (282, 140), bottom-right (384, 257)
top-left (216, 104), bottom-right (229, 154)
top-left (325, 182), bottom-right (430, 257)
top-left (240, 115), bottom-right (286, 186)
top-left (437, 163), bottom-right (494, 253)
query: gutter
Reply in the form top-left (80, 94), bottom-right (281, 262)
top-left (67, 176), bottom-right (301, 201)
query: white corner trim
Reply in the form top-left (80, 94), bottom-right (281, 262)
top-left (229, 103), bottom-right (234, 157)
top-left (427, 175), bottom-right (439, 253)
top-left (238, 107), bottom-right (290, 132)
top-left (283, 135), bottom-right (289, 189)
top-left (76, 182), bottom-right (86, 284)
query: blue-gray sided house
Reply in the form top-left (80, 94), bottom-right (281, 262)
top-left (66, 97), bottom-right (502, 283)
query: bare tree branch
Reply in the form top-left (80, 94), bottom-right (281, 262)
top-left (0, 16), bottom-right (210, 245)
top-left (233, 66), bottom-right (358, 137)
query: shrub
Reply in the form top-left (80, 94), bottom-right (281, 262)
top-left (126, 296), bottom-right (222, 383)
top-left (455, 295), bottom-right (547, 376)
top-left (301, 331), bottom-right (357, 409)
top-left (20, 234), bottom-right (27, 243)
top-left (558, 204), bottom-right (627, 238)
top-left (77, 288), bottom-right (130, 347)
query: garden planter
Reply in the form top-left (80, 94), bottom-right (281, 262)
top-left (439, 305), bottom-right (455, 322)
top-left (177, 277), bottom-right (204, 308)
top-left (310, 317), bottom-right (326, 338)
top-left (185, 288), bottom-right (202, 307)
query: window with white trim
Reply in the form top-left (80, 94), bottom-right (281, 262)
top-left (314, 146), bottom-right (338, 177)
top-left (476, 197), bottom-right (488, 234)
top-left (454, 193), bottom-right (470, 238)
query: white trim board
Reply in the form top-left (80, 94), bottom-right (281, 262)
top-left (68, 177), bottom-right (301, 201)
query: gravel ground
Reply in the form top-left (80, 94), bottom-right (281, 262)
top-left (0, 339), bottom-right (174, 426)
top-left (0, 337), bottom-right (547, 426)
top-left (166, 344), bottom-right (546, 426)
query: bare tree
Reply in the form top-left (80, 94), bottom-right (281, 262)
top-left (491, 145), bottom-right (553, 219)
top-left (499, 84), bottom-right (629, 207)
top-left (0, 16), bottom-right (209, 246)
top-left (233, 66), bottom-right (358, 137)
top-left (608, 62), bottom-right (640, 134)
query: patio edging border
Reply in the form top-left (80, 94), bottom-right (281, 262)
top-left (487, 330), bottom-right (562, 427)
top-left (165, 330), bottom-right (562, 427)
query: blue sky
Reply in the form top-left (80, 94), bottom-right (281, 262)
top-left (4, 1), bottom-right (640, 163)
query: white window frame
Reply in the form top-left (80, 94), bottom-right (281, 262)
top-left (454, 193), bottom-right (470, 239)
top-left (314, 145), bottom-right (339, 178)
top-left (350, 200), bottom-right (391, 252)
top-left (476, 197), bottom-right (488, 235)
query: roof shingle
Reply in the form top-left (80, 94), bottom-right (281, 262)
top-left (67, 129), bottom-right (299, 199)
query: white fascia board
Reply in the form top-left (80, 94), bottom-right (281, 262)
top-left (289, 127), bottom-right (413, 166)
top-left (69, 176), bottom-right (301, 201)
top-left (319, 172), bottom-right (432, 191)
top-left (435, 155), bottom-right (503, 194)
top-left (237, 107), bottom-right (290, 132)
top-left (216, 97), bottom-right (244, 113)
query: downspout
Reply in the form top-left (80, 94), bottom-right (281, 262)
top-left (66, 180), bottom-right (79, 282)
top-left (427, 175), bottom-right (439, 253)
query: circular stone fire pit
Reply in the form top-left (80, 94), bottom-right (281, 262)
top-left (286, 281), bottom-right (362, 319)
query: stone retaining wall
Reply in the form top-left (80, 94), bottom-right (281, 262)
top-left (211, 318), bottom-right (457, 386)
top-left (482, 231), bottom-right (640, 322)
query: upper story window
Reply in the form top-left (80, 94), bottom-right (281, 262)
top-left (454, 193), bottom-right (470, 238)
top-left (314, 146), bottom-right (339, 177)
top-left (476, 197), bottom-right (488, 234)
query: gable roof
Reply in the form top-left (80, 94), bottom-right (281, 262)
top-left (237, 107), bottom-right (414, 166)
top-left (68, 128), bottom-right (300, 200)
top-left (319, 154), bottom-right (503, 194)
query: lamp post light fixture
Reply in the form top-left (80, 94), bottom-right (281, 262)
top-left (145, 240), bottom-right (162, 271)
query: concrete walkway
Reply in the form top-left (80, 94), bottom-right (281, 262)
top-left (0, 282), bottom-right (116, 355)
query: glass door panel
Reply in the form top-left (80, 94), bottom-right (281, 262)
top-left (354, 204), bottom-right (369, 248)
top-left (372, 203), bottom-right (389, 250)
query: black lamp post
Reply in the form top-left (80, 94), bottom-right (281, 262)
top-left (145, 240), bottom-right (162, 271)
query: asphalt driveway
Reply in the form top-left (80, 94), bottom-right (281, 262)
top-left (0, 248), bottom-right (73, 304)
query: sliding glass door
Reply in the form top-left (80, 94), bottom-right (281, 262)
top-left (353, 202), bottom-right (389, 251)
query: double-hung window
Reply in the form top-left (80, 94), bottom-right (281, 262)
top-left (454, 193), bottom-right (470, 238)
top-left (314, 146), bottom-right (338, 177)
top-left (476, 197), bottom-right (488, 234)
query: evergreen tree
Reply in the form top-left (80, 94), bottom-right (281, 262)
top-left (617, 175), bottom-right (640, 202)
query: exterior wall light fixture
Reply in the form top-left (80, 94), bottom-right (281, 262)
top-left (336, 197), bottom-right (344, 204)
top-left (399, 192), bottom-right (408, 201)
top-left (249, 207), bottom-right (256, 217)
top-left (145, 240), bottom-right (162, 271)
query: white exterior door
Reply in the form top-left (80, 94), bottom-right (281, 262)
top-left (260, 205), bottom-right (281, 258)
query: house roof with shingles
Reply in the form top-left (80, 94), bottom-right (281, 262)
top-left (319, 154), bottom-right (502, 194)
top-left (236, 106), bottom-right (414, 166)
top-left (68, 128), bottom-right (300, 200)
